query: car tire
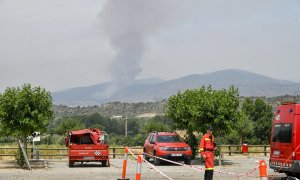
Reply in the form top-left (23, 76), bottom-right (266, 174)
top-left (153, 152), bottom-right (160, 166)
top-left (184, 157), bottom-right (191, 165)
top-left (68, 161), bottom-right (74, 167)
top-left (143, 150), bottom-right (149, 161)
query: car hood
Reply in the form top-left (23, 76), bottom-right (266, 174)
top-left (157, 142), bottom-right (189, 147)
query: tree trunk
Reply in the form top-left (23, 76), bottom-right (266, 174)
top-left (21, 135), bottom-right (28, 156)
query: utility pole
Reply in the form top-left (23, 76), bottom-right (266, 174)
top-left (125, 115), bottom-right (128, 137)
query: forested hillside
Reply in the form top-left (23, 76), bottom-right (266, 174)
top-left (53, 95), bottom-right (300, 118)
top-left (53, 100), bottom-right (167, 118)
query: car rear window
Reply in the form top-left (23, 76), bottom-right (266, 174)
top-left (157, 135), bottom-right (182, 143)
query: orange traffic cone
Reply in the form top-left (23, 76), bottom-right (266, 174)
top-left (136, 154), bottom-right (142, 180)
top-left (259, 160), bottom-right (268, 180)
top-left (118, 146), bottom-right (129, 180)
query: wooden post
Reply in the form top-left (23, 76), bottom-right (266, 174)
top-left (31, 146), bottom-right (34, 159)
top-left (113, 148), bottom-right (116, 158)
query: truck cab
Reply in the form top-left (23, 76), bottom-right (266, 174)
top-left (269, 102), bottom-right (300, 177)
top-left (65, 128), bottom-right (110, 167)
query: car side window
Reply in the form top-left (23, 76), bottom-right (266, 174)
top-left (148, 134), bottom-right (153, 142)
top-left (149, 134), bottom-right (156, 143)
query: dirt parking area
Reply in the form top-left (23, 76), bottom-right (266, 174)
top-left (0, 155), bottom-right (287, 180)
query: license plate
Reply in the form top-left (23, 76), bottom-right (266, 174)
top-left (273, 150), bottom-right (280, 156)
top-left (83, 156), bottom-right (94, 160)
top-left (171, 154), bottom-right (182, 157)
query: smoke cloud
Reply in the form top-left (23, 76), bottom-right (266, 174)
top-left (97, 0), bottom-right (191, 97)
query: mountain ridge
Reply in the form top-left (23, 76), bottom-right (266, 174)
top-left (52, 69), bottom-right (300, 106)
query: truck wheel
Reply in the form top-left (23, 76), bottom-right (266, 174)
top-left (184, 157), bottom-right (191, 165)
top-left (69, 161), bottom-right (74, 167)
top-left (101, 160), bottom-right (107, 167)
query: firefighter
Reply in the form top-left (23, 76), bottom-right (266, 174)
top-left (199, 127), bottom-right (216, 180)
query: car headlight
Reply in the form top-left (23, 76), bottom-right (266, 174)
top-left (184, 146), bottom-right (191, 151)
top-left (159, 146), bottom-right (168, 151)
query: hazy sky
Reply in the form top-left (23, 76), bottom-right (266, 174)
top-left (0, 0), bottom-right (300, 93)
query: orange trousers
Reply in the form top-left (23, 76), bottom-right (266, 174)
top-left (204, 151), bottom-right (214, 170)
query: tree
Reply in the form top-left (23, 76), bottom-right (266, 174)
top-left (54, 117), bottom-right (86, 135)
top-left (165, 85), bottom-right (240, 134)
top-left (232, 111), bottom-right (253, 144)
top-left (0, 84), bottom-right (53, 154)
top-left (142, 122), bottom-right (171, 133)
top-left (241, 98), bottom-right (273, 144)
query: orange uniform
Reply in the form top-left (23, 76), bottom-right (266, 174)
top-left (199, 132), bottom-right (215, 180)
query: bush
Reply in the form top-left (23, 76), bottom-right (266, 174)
top-left (14, 148), bottom-right (25, 168)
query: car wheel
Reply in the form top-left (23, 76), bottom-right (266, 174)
top-left (69, 161), bottom-right (74, 167)
top-left (184, 157), bottom-right (191, 165)
top-left (143, 149), bottom-right (150, 161)
top-left (153, 152), bottom-right (160, 166)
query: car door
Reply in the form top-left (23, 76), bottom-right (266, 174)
top-left (148, 134), bottom-right (156, 155)
top-left (144, 134), bottom-right (153, 153)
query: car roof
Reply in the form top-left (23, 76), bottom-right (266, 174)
top-left (151, 132), bottom-right (177, 136)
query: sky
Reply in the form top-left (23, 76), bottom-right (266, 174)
top-left (0, 0), bottom-right (300, 93)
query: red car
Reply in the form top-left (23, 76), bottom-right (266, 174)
top-left (143, 132), bottom-right (192, 165)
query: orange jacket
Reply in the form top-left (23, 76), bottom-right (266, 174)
top-left (199, 133), bottom-right (215, 156)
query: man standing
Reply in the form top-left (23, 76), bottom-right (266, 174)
top-left (199, 127), bottom-right (216, 180)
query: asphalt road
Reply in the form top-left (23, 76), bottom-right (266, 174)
top-left (0, 155), bottom-right (287, 180)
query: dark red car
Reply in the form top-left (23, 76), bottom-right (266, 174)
top-left (143, 132), bottom-right (192, 165)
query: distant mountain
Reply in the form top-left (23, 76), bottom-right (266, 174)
top-left (52, 69), bottom-right (300, 106)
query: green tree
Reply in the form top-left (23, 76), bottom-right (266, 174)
top-left (243, 98), bottom-right (273, 144)
top-left (0, 84), bottom-right (53, 154)
top-left (142, 121), bottom-right (171, 133)
top-left (165, 85), bottom-right (240, 134)
top-left (232, 111), bottom-right (253, 144)
top-left (54, 117), bottom-right (86, 135)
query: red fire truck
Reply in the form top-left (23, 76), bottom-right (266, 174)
top-left (269, 102), bottom-right (300, 177)
top-left (65, 128), bottom-right (110, 167)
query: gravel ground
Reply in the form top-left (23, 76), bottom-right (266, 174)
top-left (0, 155), bottom-right (287, 180)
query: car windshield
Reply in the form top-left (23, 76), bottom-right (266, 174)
top-left (157, 135), bottom-right (182, 143)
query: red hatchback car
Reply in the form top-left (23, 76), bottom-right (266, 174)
top-left (143, 132), bottom-right (192, 165)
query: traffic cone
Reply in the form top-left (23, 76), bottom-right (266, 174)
top-left (118, 146), bottom-right (129, 180)
top-left (136, 154), bottom-right (142, 180)
top-left (259, 160), bottom-right (268, 180)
